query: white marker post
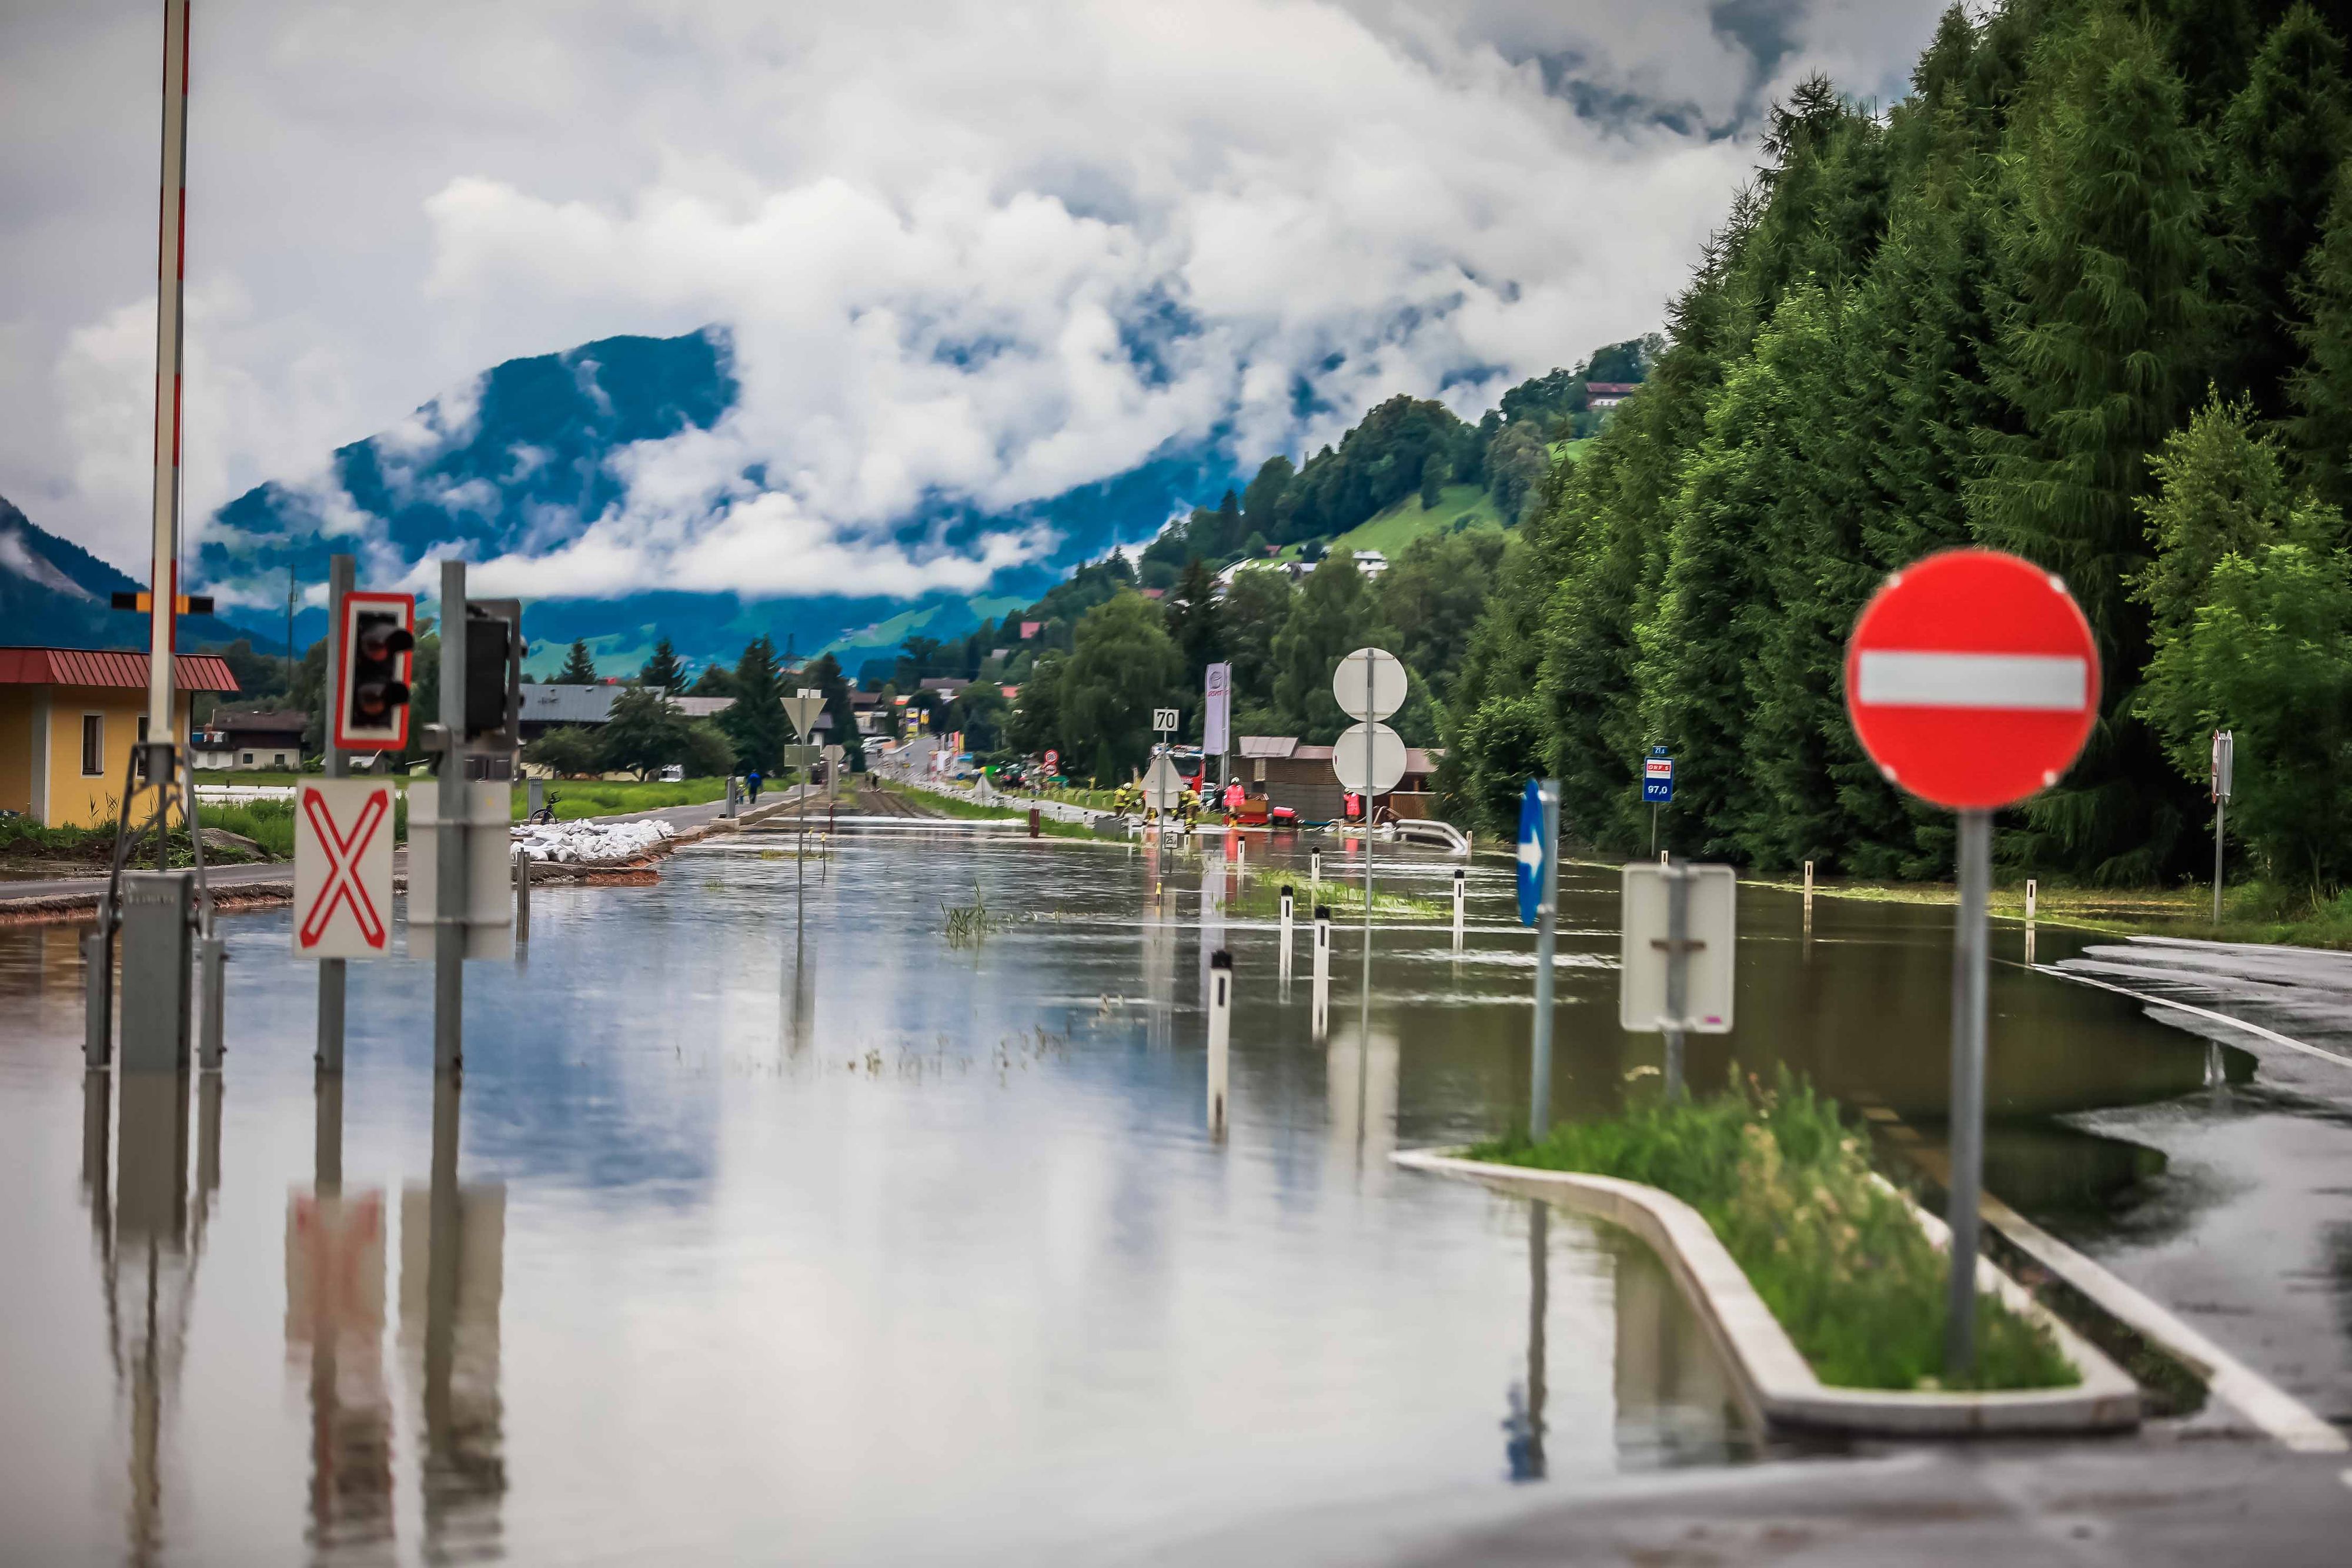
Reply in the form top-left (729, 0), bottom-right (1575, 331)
top-left (1207, 950), bottom-right (1232, 1135)
top-left (1311, 904), bottom-right (1331, 1039)
top-left (2211, 729), bottom-right (2234, 927)
top-left (1452, 868), bottom-right (1466, 950)
top-left (1279, 884), bottom-right (1295, 952)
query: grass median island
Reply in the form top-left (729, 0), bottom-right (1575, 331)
top-left (1474, 1069), bottom-right (2077, 1393)
top-left (1225, 865), bottom-right (1446, 921)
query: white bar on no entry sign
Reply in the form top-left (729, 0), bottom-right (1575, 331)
top-left (1856, 651), bottom-right (2087, 711)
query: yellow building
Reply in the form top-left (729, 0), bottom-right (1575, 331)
top-left (0, 648), bottom-right (239, 828)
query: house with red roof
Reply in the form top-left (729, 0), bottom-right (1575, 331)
top-left (0, 647), bottom-right (239, 827)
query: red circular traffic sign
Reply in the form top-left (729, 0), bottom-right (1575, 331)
top-left (1845, 549), bottom-right (2100, 811)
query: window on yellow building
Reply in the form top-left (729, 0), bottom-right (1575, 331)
top-left (81, 714), bottom-right (103, 776)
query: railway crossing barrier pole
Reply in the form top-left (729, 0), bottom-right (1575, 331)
top-left (1311, 905), bottom-right (1331, 1039)
top-left (1452, 869), bottom-right (1466, 950)
top-left (1207, 950), bottom-right (1232, 1135)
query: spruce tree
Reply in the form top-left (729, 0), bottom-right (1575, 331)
top-left (1971, 7), bottom-right (2214, 877)
top-left (720, 635), bottom-right (788, 774)
top-left (2288, 163), bottom-right (2352, 506)
top-left (639, 636), bottom-right (686, 695)
top-left (2213, 4), bottom-right (2352, 415)
top-left (556, 639), bottom-right (600, 685)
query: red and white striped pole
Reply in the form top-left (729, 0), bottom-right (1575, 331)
top-left (145, 0), bottom-right (192, 748)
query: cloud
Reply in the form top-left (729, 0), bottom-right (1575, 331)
top-left (1, 0), bottom-right (1947, 590)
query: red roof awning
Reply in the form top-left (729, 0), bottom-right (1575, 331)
top-left (0, 647), bottom-right (239, 692)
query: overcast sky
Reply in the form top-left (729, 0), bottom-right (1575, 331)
top-left (0, 0), bottom-right (1944, 598)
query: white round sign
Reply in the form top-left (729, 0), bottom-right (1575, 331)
top-left (1332, 647), bottom-right (1406, 721)
top-left (1331, 721), bottom-right (1407, 794)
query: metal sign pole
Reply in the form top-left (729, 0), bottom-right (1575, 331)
top-left (1945, 807), bottom-right (1992, 1379)
top-left (1528, 783), bottom-right (1560, 1139)
top-left (1361, 657), bottom-right (1374, 991)
top-left (434, 560), bottom-right (467, 1076)
top-left (1663, 861), bottom-right (1689, 1101)
top-left (2211, 730), bottom-right (2233, 927)
top-left (318, 555), bottom-right (352, 1072)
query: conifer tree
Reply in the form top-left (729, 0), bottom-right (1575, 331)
top-left (2289, 163), bottom-right (2352, 506)
top-left (639, 636), bottom-right (686, 695)
top-left (1269, 553), bottom-right (1383, 744)
top-left (720, 634), bottom-right (787, 774)
top-left (1970, 7), bottom-right (2214, 877)
top-left (556, 639), bottom-right (599, 685)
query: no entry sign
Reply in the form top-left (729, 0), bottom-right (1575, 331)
top-left (293, 779), bottom-right (396, 958)
top-left (1845, 549), bottom-right (2099, 810)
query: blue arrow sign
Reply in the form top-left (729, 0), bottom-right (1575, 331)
top-left (1516, 778), bottom-right (1549, 927)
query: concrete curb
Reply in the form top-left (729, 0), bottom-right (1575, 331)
top-left (1392, 1148), bottom-right (2142, 1437)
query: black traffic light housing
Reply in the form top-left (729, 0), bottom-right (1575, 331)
top-left (332, 591), bottom-right (416, 753)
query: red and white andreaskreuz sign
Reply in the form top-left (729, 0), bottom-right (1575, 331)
top-left (293, 779), bottom-right (396, 958)
top-left (1845, 549), bottom-right (2100, 811)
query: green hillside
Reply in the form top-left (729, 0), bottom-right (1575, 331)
top-left (1277, 440), bottom-right (1591, 564)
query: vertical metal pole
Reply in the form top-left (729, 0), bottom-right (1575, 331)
top-left (198, 935), bottom-right (225, 1070)
top-left (1207, 950), bottom-right (1231, 1134)
top-left (513, 850), bottom-right (530, 945)
top-left (1361, 660), bottom-right (1374, 987)
top-left (1945, 808), bottom-right (1992, 1380)
top-left (435, 560), bottom-right (466, 1076)
top-left (1649, 803), bottom-right (1657, 859)
top-left (1529, 781), bottom-right (1559, 1140)
top-left (85, 930), bottom-right (115, 1071)
top-left (2213, 799), bottom-right (2226, 927)
top-left (145, 0), bottom-right (192, 744)
top-left (318, 554), bottom-right (352, 1072)
top-left (1663, 862), bottom-right (1689, 1102)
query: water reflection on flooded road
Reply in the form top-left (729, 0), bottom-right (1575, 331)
top-left (0, 833), bottom-right (1756, 1565)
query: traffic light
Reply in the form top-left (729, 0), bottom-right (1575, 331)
top-left (463, 606), bottom-right (514, 740)
top-left (333, 591), bottom-right (416, 753)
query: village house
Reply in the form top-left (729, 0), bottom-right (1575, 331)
top-left (0, 647), bottom-right (239, 827)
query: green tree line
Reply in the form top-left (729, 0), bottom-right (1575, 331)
top-left (1444, 0), bottom-right (2352, 896)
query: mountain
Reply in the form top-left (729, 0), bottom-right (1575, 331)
top-left (193, 327), bottom-right (1235, 677)
top-left (1, 492), bottom-right (285, 657)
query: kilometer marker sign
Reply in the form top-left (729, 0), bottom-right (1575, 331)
top-left (1845, 548), bottom-right (2099, 810)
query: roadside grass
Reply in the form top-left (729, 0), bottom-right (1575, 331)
top-left (0, 816), bottom-right (118, 867)
top-left (1222, 862), bottom-right (1446, 921)
top-left (520, 778), bottom-right (726, 821)
top-left (873, 779), bottom-right (1102, 841)
top-left (1474, 1069), bottom-right (2077, 1393)
top-left (1742, 866), bottom-right (2352, 950)
top-left (195, 799), bottom-right (296, 858)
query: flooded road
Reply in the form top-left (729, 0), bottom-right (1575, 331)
top-left (0, 828), bottom-right (2331, 1563)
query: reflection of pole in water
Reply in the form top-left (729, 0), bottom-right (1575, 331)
top-left (113, 1070), bottom-right (196, 1567)
top-left (402, 1075), bottom-right (507, 1560)
top-left (1143, 887), bottom-right (1177, 1053)
top-left (1504, 1200), bottom-right (1548, 1482)
top-left (1311, 906), bottom-right (1331, 1039)
top-left (786, 917), bottom-right (816, 1057)
top-left (1198, 838), bottom-right (1225, 1012)
top-left (289, 1079), bottom-right (392, 1562)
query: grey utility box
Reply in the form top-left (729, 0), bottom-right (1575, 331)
top-left (118, 870), bottom-right (193, 1073)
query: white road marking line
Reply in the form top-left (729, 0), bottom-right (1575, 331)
top-left (1856, 650), bottom-right (2087, 710)
top-left (2033, 964), bottom-right (2352, 1071)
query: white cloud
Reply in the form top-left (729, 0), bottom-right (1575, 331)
top-left (0, 0), bottom-right (1947, 592)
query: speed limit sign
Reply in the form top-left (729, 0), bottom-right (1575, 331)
top-left (1152, 708), bottom-right (1179, 732)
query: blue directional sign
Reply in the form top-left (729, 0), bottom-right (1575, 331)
top-left (1516, 778), bottom-right (1550, 927)
top-left (1642, 751), bottom-right (1675, 805)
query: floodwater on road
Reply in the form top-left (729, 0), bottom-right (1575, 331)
top-left (0, 826), bottom-right (2328, 1563)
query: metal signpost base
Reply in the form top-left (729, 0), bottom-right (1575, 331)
top-left (318, 554), bottom-right (353, 1073)
top-left (435, 560), bottom-right (467, 1076)
top-left (1528, 783), bottom-right (1560, 1140)
top-left (119, 871), bottom-right (194, 1074)
top-left (1945, 808), bottom-right (1992, 1379)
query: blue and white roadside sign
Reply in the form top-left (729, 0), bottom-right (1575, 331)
top-left (1643, 753), bottom-right (1675, 804)
top-left (1516, 778), bottom-right (1549, 927)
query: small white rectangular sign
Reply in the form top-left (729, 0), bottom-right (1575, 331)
top-left (1619, 862), bottom-right (1737, 1034)
top-left (293, 779), bottom-right (397, 959)
top-left (1645, 757), bottom-right (1673, 781)
top-left (406, 780), bottom-right (514, 961)
top-left (1854, 650), bottom-right (2088, 711)
top-left (1152, 708), bottom-right (1179, 732)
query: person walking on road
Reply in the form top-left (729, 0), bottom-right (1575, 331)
top-left (747, 768), bottom-right (764, 804)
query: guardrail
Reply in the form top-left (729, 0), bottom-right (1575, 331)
top-left (193, 784), bottom-right (297, 803)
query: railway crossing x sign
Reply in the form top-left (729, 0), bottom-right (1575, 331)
top-left (294, 780), bottom-right (395, 958)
